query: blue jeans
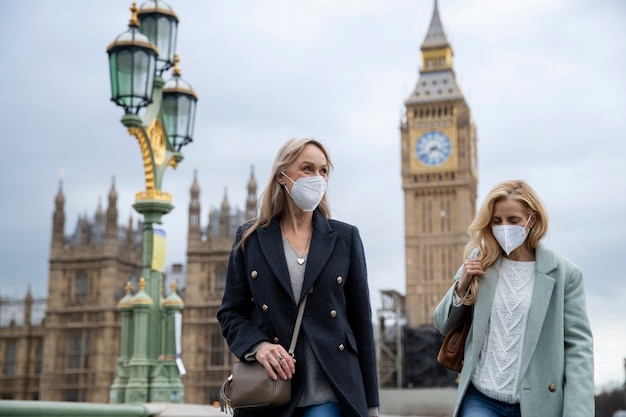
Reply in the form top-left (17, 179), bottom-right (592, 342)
top-left (300, 402), bottom-right (342, 417)
top-left (460, 383), bottom-right (521, 417)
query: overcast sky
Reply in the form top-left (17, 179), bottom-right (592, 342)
top-left (1, 0), bottom-right (625, 391)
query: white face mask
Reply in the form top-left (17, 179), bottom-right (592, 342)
top-left (492, 216), bottom-right (532, 255)
top-left (282, 173), bottom-right (327, 212)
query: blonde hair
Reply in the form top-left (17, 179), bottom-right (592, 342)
top-left (236, 136), bottom-right (333, 251)
top-left (462, 179), bottom-right (548, 305)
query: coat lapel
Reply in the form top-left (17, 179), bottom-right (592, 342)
top-left (255, 211), bottom-right (338, 305)
top-left (256, 217), bottom-right (295, 302)
top-left (521, 245), bottom-right (556, 375)
top-left (301, 211), bottom-right (337, 303)
top-left (471, 262), bottom-right (498, 362)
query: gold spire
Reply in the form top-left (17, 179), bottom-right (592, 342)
top-left (117, 281), bottom-right (134, 309)
top-left (163, 280), bottom-right (184, 307)
top-left (128, 2), bottom-right (139, 28)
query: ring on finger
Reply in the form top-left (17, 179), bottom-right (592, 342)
top-left (276, 355), bottom-right (284, 361)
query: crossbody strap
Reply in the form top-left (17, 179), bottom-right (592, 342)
top-left (287, 293), bottom-right (308, 357)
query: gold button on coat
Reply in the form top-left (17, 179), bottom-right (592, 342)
top-left (262, 304), bottom-right (269, 312)
top-left (548, 384), bottom-right (557, 392)
top-left (251, 271), bottom-right (258, 278)
top-left (330, 310), bottom-right (337, 318)
top-left (336, 276), bottom-right (343, 284)
top-left (273, 337), bottom-right (280, 343)
top-left (338, 344), bottom-right (345, 351)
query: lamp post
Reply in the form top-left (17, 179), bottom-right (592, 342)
top-left (106, 1), bottom-right (197, 404)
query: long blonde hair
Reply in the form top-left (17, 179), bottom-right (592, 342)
top-left (236, 137), bottom-right (334, 251)
top-left (462, 179), bottom-right (548, 305)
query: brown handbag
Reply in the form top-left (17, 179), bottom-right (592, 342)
top-left (220, 294), bottom-right (308, 413)
top-left (436, 307), bottom-right (472, 372)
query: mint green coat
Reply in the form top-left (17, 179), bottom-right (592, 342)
top-left (434, 245), bottom-right (594, 417)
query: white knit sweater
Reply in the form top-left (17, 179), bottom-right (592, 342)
top-left (471, 258), bottom-right (536, 404)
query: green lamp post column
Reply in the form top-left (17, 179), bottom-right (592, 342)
top-left (106, 1), bottom-right (197, 404)
top-left (110, 282), bottom-right (134, 403)
top-left (126, 278), bottom-right (153, 403)
top-left (159, 281), bottom-right (185, 402)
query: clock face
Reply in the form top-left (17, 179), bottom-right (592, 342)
top-left (415, 130), bottom-right (451, 166)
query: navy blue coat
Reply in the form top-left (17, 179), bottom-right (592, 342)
top-left (217, 210), bottom-right (379, 417)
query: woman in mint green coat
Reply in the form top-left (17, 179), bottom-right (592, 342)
top-left (434, 180), bottom-right (594, 417)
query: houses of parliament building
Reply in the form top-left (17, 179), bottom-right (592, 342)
top-left (0, 0), bottom-right (477, 405)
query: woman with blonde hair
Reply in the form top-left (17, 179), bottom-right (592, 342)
top-left (218, 137), bottom-right (379, 417)
top-left (434, 180), bottom-right (594, 416)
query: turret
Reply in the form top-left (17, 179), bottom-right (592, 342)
top-left (125, 215), bottom-right (134, 249)
top-left (188, 170), bottom-right (201, 236)
top-left (245, 165), bottom-right (257, 221)
top-left (24, 286), bottom-right (33, 328)
top-left (80, 215), bottom-right (90, 245)
top-left (106, 178), bottom-right (119, 240)
top-left (52, 180), bottom-right (65, 246)
top-left (219, 189), bottom-right (230, 238)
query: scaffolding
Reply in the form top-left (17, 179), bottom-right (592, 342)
top-left (376, 290), bottom-right (405, 388)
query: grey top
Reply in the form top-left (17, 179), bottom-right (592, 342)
top-left (282, 238), bottom-right (337, 407)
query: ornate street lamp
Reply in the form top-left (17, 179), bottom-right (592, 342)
top-left (106, 1), bottom-right (197, 405)
top-left (107, 3), bottom-right (158, 114)
top-left (163, 54), bottom-right (198, 151)
top-left (137, 0), bottom-right (179, 76)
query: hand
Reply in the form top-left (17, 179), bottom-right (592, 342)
top-left (457, 258), bottom-right (484, 296)
top-left (255, 342), bottom-right (296, 381)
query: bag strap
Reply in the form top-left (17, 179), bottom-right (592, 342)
top-left (288, 293), bottom-right (308, 357)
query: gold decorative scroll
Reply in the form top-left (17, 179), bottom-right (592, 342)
top-left (145, 119), bottom-right (167, 167)
top-left (128, 126), bottom-right (156, 191)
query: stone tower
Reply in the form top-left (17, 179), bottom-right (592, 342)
top-left (400, 0), bottom-right (478, 326)
top-left (181, 167), bottom-right (257, 404)
top-left (42, 180), bottom-right (143, 402)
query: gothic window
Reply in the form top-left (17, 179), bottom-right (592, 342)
top-left (67, 330), bottom-right (90, 369)
top-left (74, 270), bottom-right (89, 304)
top-left (214, 264), bottom-right (227, 293)
top-left (64, 389), bottom-right (86, 402)
top-left (35, 341), bottom-right (43, 374)
top-left (209, 325), bottom-right (227, 366)
top-left (2, 340), bottom-right (16, 375)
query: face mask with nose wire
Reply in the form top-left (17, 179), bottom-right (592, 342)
top-left (492, 215), bottom-right (533, 255)
top-left (281, 172), bottom-right (327, 212)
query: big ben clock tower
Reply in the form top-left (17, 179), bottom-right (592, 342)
top-left (401, 0), bottom-right (478, 326)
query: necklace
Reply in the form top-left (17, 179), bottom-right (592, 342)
top-left (280, 222), bottom-right (312, 266)
top-left (292, 244), bottom-right (306, 265)
top-left (284, 238), bottom-right (307, 265)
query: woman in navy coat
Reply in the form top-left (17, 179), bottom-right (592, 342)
top-left (218, 137), bottom-right (380, 417)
